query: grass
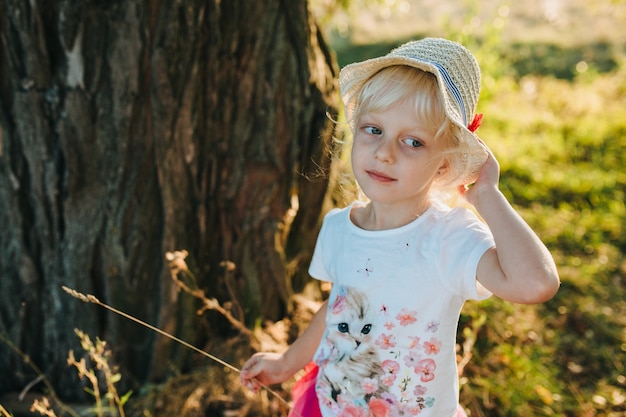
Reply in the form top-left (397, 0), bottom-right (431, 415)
top-left (452, 23), bottom-right (625, 417)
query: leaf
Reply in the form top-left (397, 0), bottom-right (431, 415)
top-left (120, 390), bottom-right (134, 406)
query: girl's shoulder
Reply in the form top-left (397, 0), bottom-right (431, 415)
top-left (317, 204), bottom-right (353, 237)
top-left (321, 204), bottom-right (352, 223)
top-left (424, 203), bottom-right (489, 237)
top-left (428, 201), bottom-right (480, 221)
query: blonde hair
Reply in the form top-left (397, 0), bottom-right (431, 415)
top-left (348, 65), bottom-right (466, 189)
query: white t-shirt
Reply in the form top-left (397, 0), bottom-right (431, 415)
top-left (309, 202), bottom-right (495, 417)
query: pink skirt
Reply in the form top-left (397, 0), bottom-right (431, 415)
top-left (289, 363), bottom-right (322, 417)
top-left (289, 363), bottom-right (468, 417)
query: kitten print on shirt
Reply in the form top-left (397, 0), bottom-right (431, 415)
top-left (315, 286), bottom-right (443, 416)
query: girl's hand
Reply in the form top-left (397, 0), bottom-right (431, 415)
top-left (457, 140), bottom-right (500, 207)
top-left (240, 301), bottom-right (328, 393)
top-left (240, 352), bottom-right (289, 393)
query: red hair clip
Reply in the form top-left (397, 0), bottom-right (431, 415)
top-left (468, 113), bottom-right (483, 133)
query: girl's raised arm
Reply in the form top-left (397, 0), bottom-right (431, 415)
top-left (459, 146), bottom-right (560, 304)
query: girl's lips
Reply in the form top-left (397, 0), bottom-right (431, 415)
top-left (367, 170), bottom-right (395, 183)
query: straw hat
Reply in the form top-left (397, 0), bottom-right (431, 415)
top-left (340, 37), bottom-right (488, 186)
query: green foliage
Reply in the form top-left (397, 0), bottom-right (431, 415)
top-left (505, 41), bottom-right (624, 80)
top-left (455, 18), bottom-right (626, 417)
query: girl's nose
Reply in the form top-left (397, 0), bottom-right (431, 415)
top-left (374, 137), bottom-right (394, 164)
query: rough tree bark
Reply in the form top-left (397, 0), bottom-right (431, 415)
top-left (0, 0), bottom-right (338, 399)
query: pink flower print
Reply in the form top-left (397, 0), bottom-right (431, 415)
top-left (332, 394), bottom-right (356, 416)
top-left (381, 360), bottom-right (400, 385)
top-left (422, 337), bottom-right (441, 355)
top-left (340, 404), bottom-right (365, 417)
top-left (414, 358), bottom-right (436, 382)
top-left (382, 359), bottom-right (400, 375)
top-left (332, 294), bottom-right (347, 314)
top-left (425, 321), bottom-right (439, 333)
top-left (376, 333), bottom-right (396, 350)
top-left (408, 336), bottom-right (421, 349)
top-left (398, 403), bottom-right (421, 416)
top-left (368, 397), bottom-right (391, 417)
top-left (384, 321), bottom-right (394, 330)
top-left (381, 374), bottom-right (396, 386)
top-left (362, 377), bottom-right (379, 394)
top-left (403, 350), bottom-right (422, 368)
top-left (380, 392), bottom-right (398, 405)
top-left (396, 309), bottom-right (418, 326)
top-left (413, 385), bottom-right (427, 396)
top-left (407, 404), bottom-right (423, 416)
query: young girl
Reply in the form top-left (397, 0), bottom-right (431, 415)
top-left (240, 37), bottom-right (560, 417)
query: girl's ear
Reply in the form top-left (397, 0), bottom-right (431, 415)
top-left (437, 159), bottom-right (450, 177)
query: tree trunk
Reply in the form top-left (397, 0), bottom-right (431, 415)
top-left (0, 0), bottom-right (337, 399)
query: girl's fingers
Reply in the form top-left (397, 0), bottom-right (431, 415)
top-left (242, 377), bottom-right (261, 394)
top-left (240, 356), bottom-right (258, 389)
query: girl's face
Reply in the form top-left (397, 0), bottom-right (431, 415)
top-left (351, 98), bottom-right (448, 213)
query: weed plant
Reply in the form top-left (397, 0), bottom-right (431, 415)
top-left (67, 329), bottom-right (131, 417)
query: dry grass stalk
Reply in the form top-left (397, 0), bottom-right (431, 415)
top-left (165, 251), bottom-right (259, 350)
top-left (62, 283), bottom-right (292, 413)
top-left (62, 286), bottom-right (241, 374)
top-left (30, 397), bottom-right (57, 417)
top-left (0, 404), bottom-right (14, 417)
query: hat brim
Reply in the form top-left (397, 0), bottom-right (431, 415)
top-left (340, 55), bottom-right (488, 186)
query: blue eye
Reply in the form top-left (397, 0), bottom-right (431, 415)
top-left (338, 323), bottom-right (349, 333)
top-left (364, 126), bottom-right (382, 135)
top-left (403, 138), bottom-right (423, 148)
top-left (361, 324), bottom-right (372, 335)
